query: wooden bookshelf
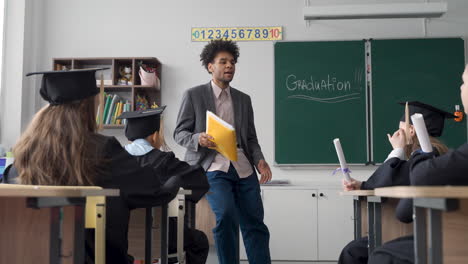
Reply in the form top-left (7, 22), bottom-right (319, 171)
top-left (53, 57), bottom-right (162, 129)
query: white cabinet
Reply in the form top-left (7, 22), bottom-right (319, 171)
top-left (264, 189), bottom-right (318, 260)
top-left (240, 187), bottom-right (353, 261)
top-left (317, 190), bottom-right (354, 260)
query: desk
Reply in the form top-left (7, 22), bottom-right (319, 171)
top-left (375, 186), bottom-right (468, 264)
top-left (0, 184), bottom-right (119, 264)
top-left (341, 190), bottom-right (373, 239)
top-left (342, 190), bottom-right (412, 255)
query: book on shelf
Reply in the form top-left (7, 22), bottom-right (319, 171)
top-left (122, 102), bottom-right (130, 125)
top-left (96, 93), bottom-right (131, 126)
top-left (102, 94), bottom-right (112, 123)
top-left (96, 80), bottom-right (113, 86)
top-left (105, 94), bottom-right (119, 124)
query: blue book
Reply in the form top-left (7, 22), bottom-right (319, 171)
top-left (0, 158), bottom-right (6, 180)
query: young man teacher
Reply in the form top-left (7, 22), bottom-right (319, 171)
top-left (174, 39), bottom-right (272, 264)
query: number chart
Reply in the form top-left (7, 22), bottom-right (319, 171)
top-left (191, 26), bottom-right (282, 42)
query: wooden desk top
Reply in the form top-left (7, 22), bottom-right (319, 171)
top-left (375, 186), bottom-right (468, 199)
top-left (0, 184), bottom-right (119, 197)
top-left (340, 190), bottom-right (375, 196)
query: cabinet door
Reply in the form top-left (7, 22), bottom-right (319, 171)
top-left (317, 190), bottom-right (354, 260)
top-left (260, 189), bottom-right (318, 260)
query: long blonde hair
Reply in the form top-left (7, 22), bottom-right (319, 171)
top-left (13, 96), bottom-right (100, 185)
top-left (406, 135), bottom-right (449, 158)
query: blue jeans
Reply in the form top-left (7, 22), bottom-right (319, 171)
top-left (206, 164), bottom-right (271, 264)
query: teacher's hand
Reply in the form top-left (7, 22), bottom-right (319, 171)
top-left (199, 132), bottom-right (217, 148)
top-left (257, 159), bottom-right (272, 184)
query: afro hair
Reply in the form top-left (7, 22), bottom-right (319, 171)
top-left (200, 39), bottom-right (239, 73)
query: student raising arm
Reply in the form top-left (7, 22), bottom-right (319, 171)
top-left (368, 65), bottom-right (468, 264)
top-left (339, 101), bottom-right (453, 264)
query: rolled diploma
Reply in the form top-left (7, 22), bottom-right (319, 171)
top-left (411, 113), bottom-right (433, 153)
top-left (333, 138), bottom-right (352, 182)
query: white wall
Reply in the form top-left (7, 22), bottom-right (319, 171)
top-left (0, 0), bottom-right (44, 151)
top-left (2, 0), bottom-right (468, 185)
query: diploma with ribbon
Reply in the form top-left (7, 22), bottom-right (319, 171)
top-left (411, 113), bottom-right (433, 153)
top-left (333, 138), bottom-right (352, 182)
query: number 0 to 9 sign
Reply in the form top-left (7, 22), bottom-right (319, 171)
top-left (191, 26), bottom-right (282, 42)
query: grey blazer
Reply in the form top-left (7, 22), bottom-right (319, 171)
top-left (174, 82), bottom-right (265, 171)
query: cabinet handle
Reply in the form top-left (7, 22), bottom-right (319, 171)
top-left (312, 193), bottom-right (316, 197)
top-left (319, 193), bottom-right (324, 197)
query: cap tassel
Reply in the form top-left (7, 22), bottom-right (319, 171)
top-left (405, 102), bottom-right (413, 145)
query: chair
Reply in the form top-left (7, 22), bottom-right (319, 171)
top-left (85, 196), bottom-right (106, 264)
top-left (145, 188), bottom-right (191, 264)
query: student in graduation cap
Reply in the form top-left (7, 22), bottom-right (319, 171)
top-left (338, 101), bottom-right (454, 264)
top-left (117, 106), bottom-right (210, 264)
top-left (368, 65), bottom-right (468, 264)
top-left (3, 68), bottom-right (182, 264)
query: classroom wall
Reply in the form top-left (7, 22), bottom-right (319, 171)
top-left (1, 0), bottom-right (468, 185)
top-left (0, 0), bottom-right (44, 151)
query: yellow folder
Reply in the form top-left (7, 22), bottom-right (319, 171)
top-left (206, 111), bottom-right (238, 161)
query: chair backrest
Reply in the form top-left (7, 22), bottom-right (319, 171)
top-left (85, 196), bottom-right (106, 264)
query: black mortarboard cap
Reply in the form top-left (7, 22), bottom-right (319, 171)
top-left (118, 106), bottom-right (166, 141)
top-left (26, 68), bottom-right (109, 105)
top-left (399, 101), bottom-right (456, 137)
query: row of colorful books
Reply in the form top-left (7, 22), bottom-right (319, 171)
top-left (96, 93), bottom-right (131, 125)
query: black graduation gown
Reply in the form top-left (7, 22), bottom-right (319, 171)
top-left (132, 149), bottom-right (210, 264)
top-left (4, 134), bottom-right (180, 264)
top-left (360, 157), bottom-right (411, 190)
top-left (133, 149), bottom-right (210, 203)
top-left (338, 237), bottom-right (369, 264)
top-left (368, 236), bottom-right (414, 264)
top-left (410, 143), bottom-right (468, 186)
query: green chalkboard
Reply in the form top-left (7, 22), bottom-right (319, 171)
top-left (275, 41), bottom-right (367, 164)
top-left (372, 38), bottom-right (467, 163)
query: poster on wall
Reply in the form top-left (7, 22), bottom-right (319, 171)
top-left (191, 26), bottom-right (282, 42)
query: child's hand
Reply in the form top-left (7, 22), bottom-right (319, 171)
top-left (342, 177), bottom-right (362, 191)
top-left (387, 128), bottom-right (406, 149)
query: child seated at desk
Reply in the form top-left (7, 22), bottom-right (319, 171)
top-left (339, 101), bottom-right (453, 264)
top-left (368, 65), bottom-right (468, 264)
top-left (118, 107), bottom-right (210, 264)
top-left (4, 68), bottom-right (182, 264)
top-left (343, 101), bottom-right (451, 192)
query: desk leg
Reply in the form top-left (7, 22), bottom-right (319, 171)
top-left (145, 207), bottom-right (153, 264)
top-left (50, 207), bottom-right (61, 264)
top-left (161, 204), bottom-right (169, 264)
top-left (354, 198), bottom-right (362, 240)
top-left (428, 209), bottom-right (442, 264)
top-left (186, 201), bottom-right (196, 229)
top-left (177, 197), bottom-right (186, 264)
top-left (367, 202), bottom-right (375, 255)
top-left (374, 202), bottom-right (382, 248)
top-left (414, 206), bottom-right (427, 264)
top-left (73, 205), bottom-right (85, 264)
